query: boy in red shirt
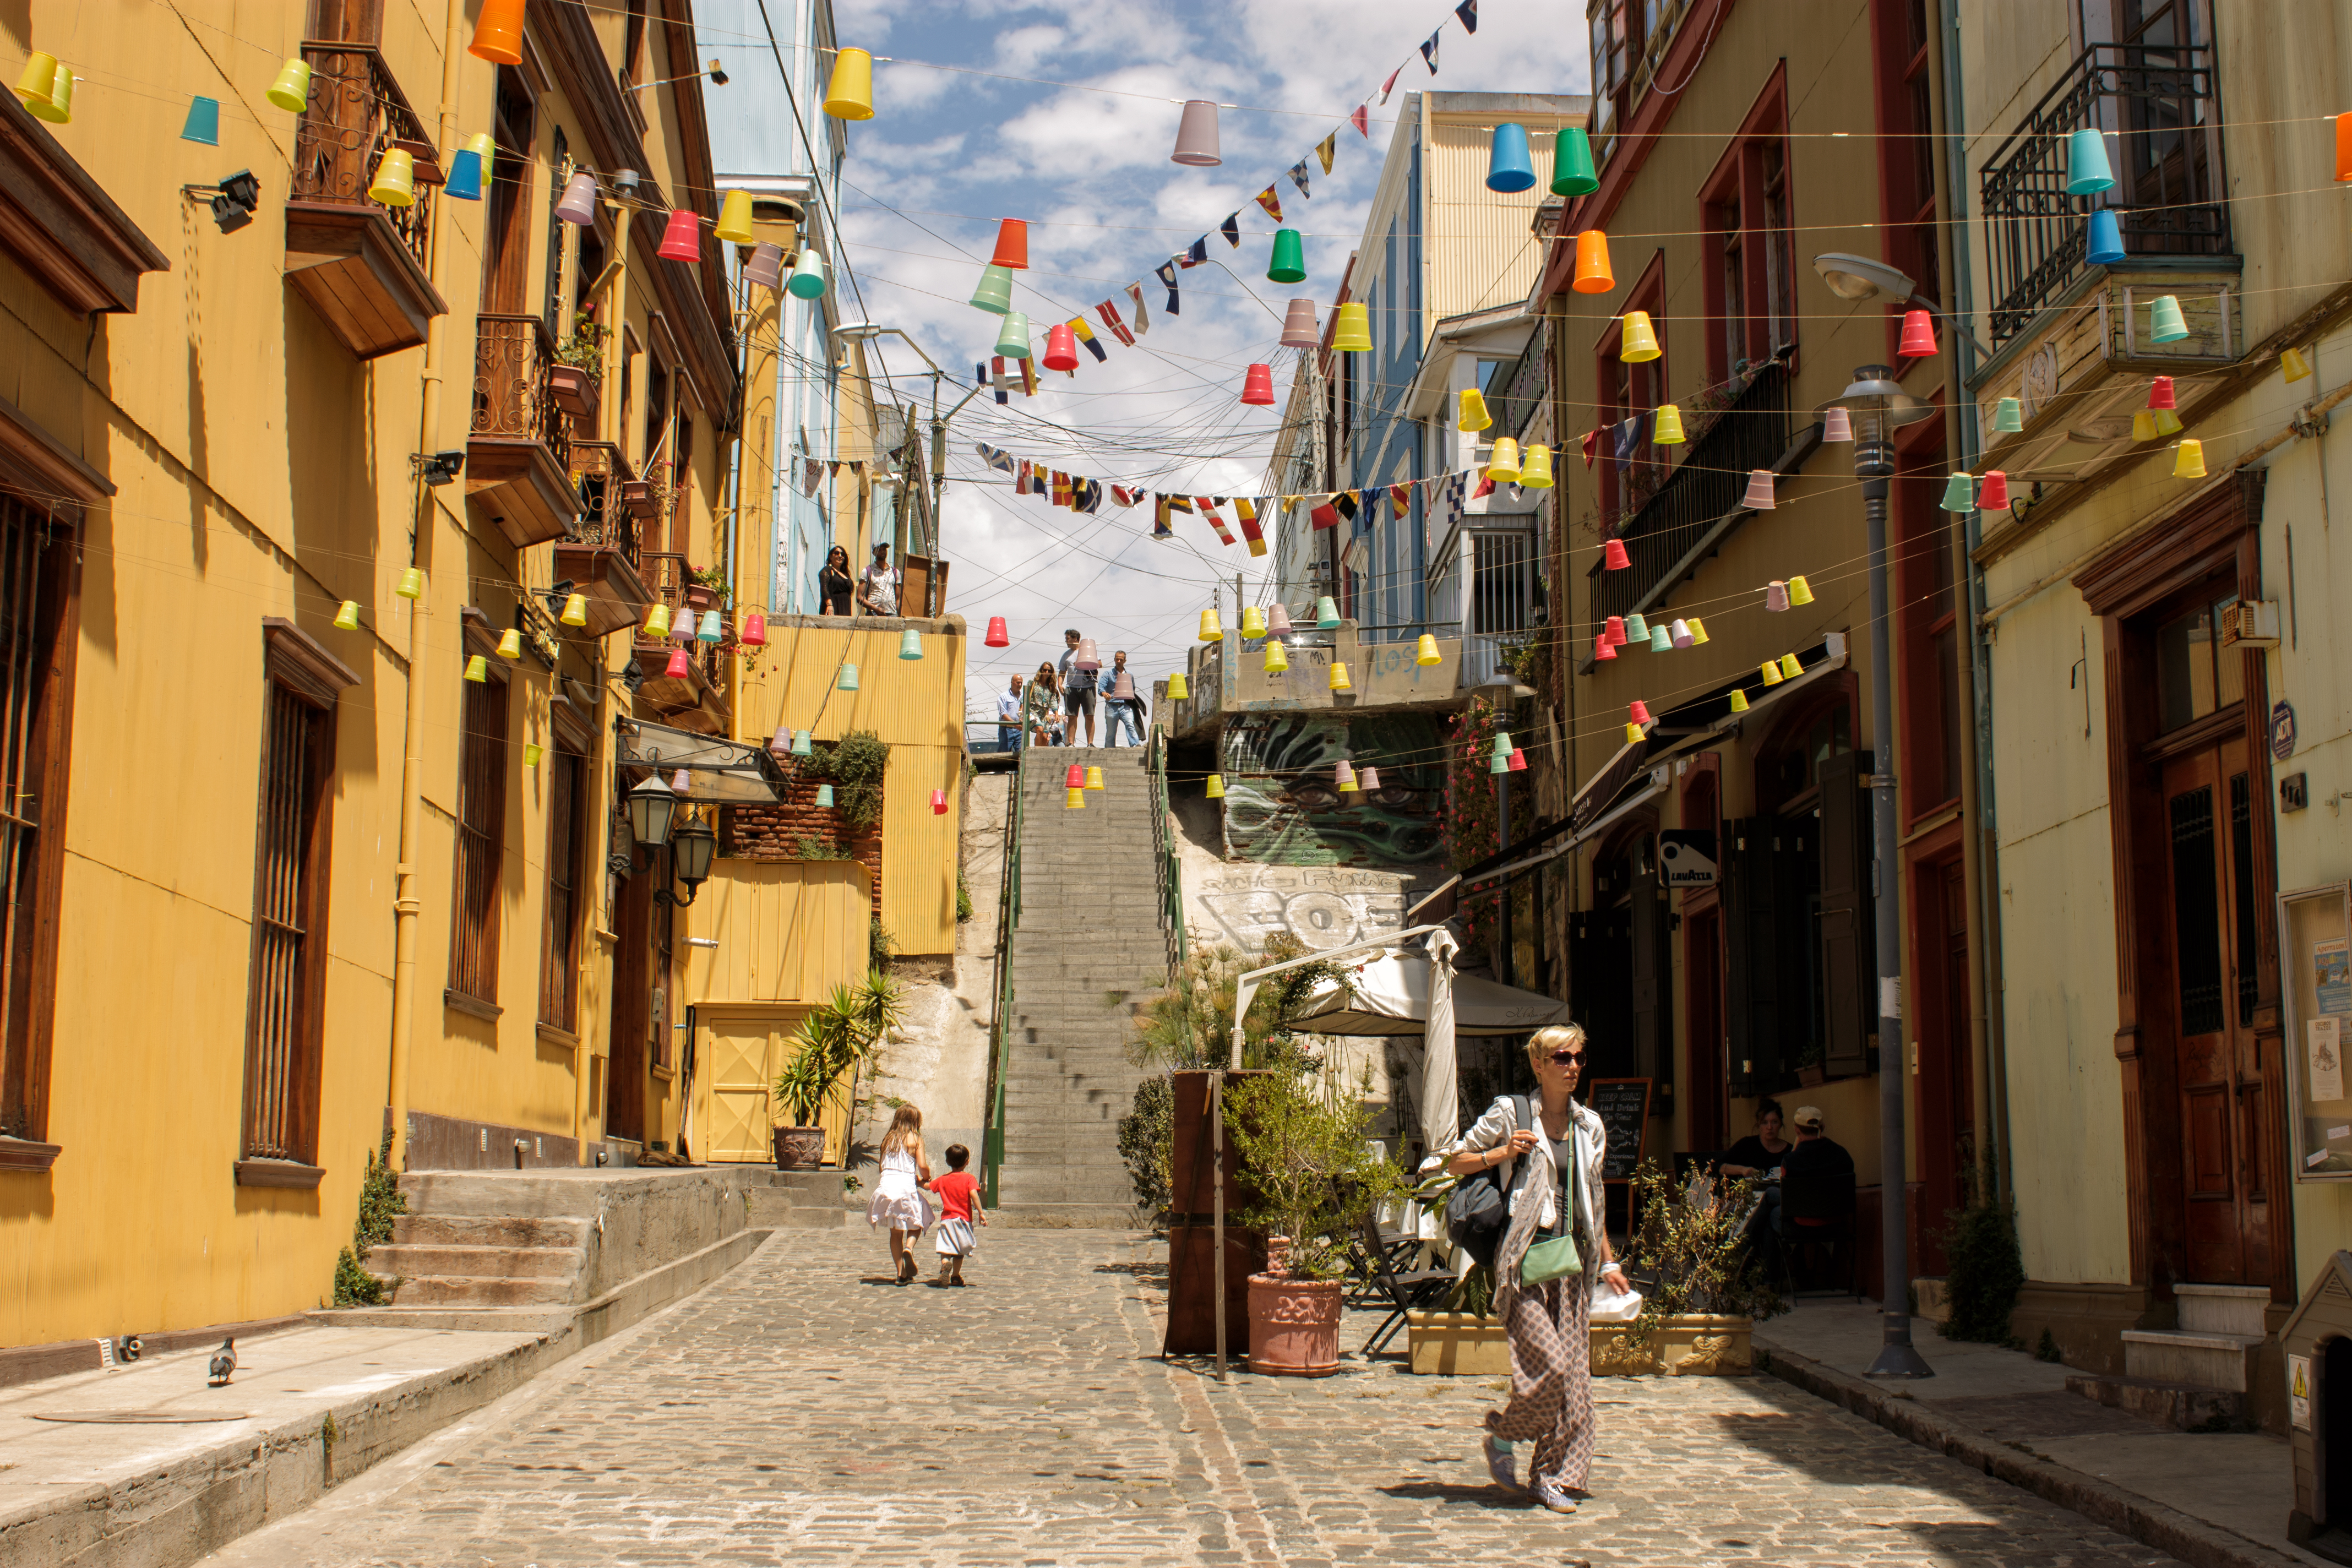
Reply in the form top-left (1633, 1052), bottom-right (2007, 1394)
top-left (925, 1143), bottom-right (986, 1286)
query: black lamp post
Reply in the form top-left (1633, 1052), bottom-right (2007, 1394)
top-left (1821, 364), bottom-right (1936, 1381)
top-left (624, 773), bottom-right (716, 907)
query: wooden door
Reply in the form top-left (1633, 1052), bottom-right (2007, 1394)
top-left (2161, 732), bottom-right (2269, 1285)
top-left (1915, 854), bottom-right (1974, 1273)
top-left (701, 1010), bottom-right (805, 1163)
top-left (606, 863), bottom-right (650, 1143)
top-left (1683, 903), bottom-right (1725, 1152)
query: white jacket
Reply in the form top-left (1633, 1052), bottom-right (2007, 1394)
top-left (1450, 1093), bottom-right (1606, 1243)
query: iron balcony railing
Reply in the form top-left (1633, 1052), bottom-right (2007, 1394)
top-left (472, 313), bottom-right (570, 472)
top-left (1594, 361), bottom-right (1790, 626)
top-left (290, 41), bottom-right (434, 275)
top-left (1979, 41), bottom-right (2227, 344)
top-left (568, 440), bottom-right (641, 564)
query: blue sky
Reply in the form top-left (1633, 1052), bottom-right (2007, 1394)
top-left (721, 1), bottom-right (1589, 718)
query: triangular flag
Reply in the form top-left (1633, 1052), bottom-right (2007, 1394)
top-left (1220, 213), bottom-right (1241, 248)
top-left (1350, 105), bottom-right (1369, 137)
top-left (1168, 495), bottom-right (1195, 514)
top-left (1379, 67), bottom-right (1401, 105)
top-left (1580, 429), bottom-right (1600, 467)
top-left (1095, 300), bottom-right (1135, 346)
top-left (1455, 0), bottom-right (1478, 32)
top-left (1255, 187), bottom-right (1283, 224)
top-left (1180, 236), bottom-right (1208, 268)
top-left (1152, 261), bottom-right (1179, 316)
top-left (1472, 475), bottom-right (1495, 500)
top-left (1420, 32), bottom-right (1440, 73)
top-left (1069, 318), bottom-right (1107, 361)
top-left (1287, 161), bottom-right (1311, 200)
top-left (1126, 282), bottom-right (1150, 336)
top-left (1318, 133), bottom-right (1337, 173)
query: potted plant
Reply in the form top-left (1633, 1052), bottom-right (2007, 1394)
top-left (684, 565), bottom-right (729, 613)
top-left (1596, 1159), bottom-right (1787, 1375)
top-left (1224, 1064), bottom-right (1404, 1377)
top-left (622, 478), bottom-right (660, 518)
top-left (771, 968), bottom-right (905, 1169)
top-left (551, 312), bottom-right (607, 420)
top-left (1796, 1041), bottom-right (1827, 1087)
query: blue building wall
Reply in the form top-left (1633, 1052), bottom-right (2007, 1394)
top-left (1347, 133), bottom-right (1425, 644)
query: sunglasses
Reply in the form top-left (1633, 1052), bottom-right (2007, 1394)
top-left (1549, 1050), bottom-right (1586, 1065)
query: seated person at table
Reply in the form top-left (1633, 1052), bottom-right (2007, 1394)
top-left (1767, 1104), bottom-right (1855, 1237)
top-left (1718, 1098), bottom-right (1792, 1180)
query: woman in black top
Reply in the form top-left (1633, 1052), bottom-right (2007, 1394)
top-left (1719, 1098), bottom-right (1791, 1178)
top-left (818, 544), bottom-right (854, 616)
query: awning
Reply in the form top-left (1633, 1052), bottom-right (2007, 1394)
top-left (616, 718), bottom-right (788, 804)
top-left (1292, 949), bottom-right (1572, 1037)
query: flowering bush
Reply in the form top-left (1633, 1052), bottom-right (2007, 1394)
top-left (1445, 698), bottom-right (1505, 959)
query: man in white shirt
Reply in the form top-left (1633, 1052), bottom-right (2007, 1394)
top-left (995, 675), bottom-right (1023, 754)
top-left (1102, 651), bottom-right (1142, 747)
top-left (858, 543), bottom-right (900, 617)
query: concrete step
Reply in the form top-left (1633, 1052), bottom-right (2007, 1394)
top-left (2120, 1327), bottom-right (2264, 1392)
top-left (389, 1213), bottom-right (590, 1249)
top-left (2067, 1370), bottom-right (2253, 1431)
top-left (992, 1204), bottom-right (1144, 1228)
top-left (364, 1243), bottom-right (583, 1280)
top-left (382, 1273), bottom-right (578, 1308)
top-left (2174, 1282), bottom-right (2271, 1337)
top-left (748, 1191), bottom-right (846, 1228)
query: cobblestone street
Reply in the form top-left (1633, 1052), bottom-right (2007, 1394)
top-left (212, 1229), bottom-right (2177, 1567)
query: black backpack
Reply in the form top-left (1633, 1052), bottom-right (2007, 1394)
top-left (1445, 1095), bottom-right (1534, 1271)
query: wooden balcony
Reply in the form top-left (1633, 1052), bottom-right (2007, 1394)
top-left (284, 42), bottom-right (445, 360)
top-left (467, 313), bottom-right (576, 549)
top-left (629, 551), bottom-right (730, 734)
top-left (552, 440), bottom-right (652, 638)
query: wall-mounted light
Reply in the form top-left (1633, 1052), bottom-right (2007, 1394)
top-left (185, 170), bottom-right (261, 233)
top-left (411, 449), bottom-right (466, 486)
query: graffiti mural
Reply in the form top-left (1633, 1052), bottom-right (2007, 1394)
top-left (1219, 712), bottom-right (1446, 867)
top-left (1192, 865), bottom-right (1408, 954)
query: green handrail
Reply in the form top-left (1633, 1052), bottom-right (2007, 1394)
top-left (981, 748), bottom-right (1026, 1206)
top-left (1147, 732), bottom-right (1186, 974)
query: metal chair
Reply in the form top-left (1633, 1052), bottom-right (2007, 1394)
top-left (1778, 1168), bottom-right (1860, 1300)
top-left (1354, 1209), bottom-right (1456, 1357)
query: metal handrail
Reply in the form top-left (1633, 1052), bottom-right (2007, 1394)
top-left (981, 747), bottom-right (1027, 1206)
top-left (1147, 730), bottom-right (1185, 976)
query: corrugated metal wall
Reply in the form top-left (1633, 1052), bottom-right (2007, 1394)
top-left (733, 616), bottom-right (968, 954)
top-left (1424, 108), bottom-right (1580, 324)
top-left (686, 859), bottom-right (872, 1003)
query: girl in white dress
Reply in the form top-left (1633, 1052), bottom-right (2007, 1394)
top-left (866, 1104), bottom-right (934, 1284)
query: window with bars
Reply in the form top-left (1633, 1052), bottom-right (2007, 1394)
top-left (539, 748), bottom-right (586, 1032)
top-left (449, 672), bottom-right (510, 1006)
top-left (242, 679), bottom-right (333, 1164)
top-left (0, 500), bottom-right (67, 1151)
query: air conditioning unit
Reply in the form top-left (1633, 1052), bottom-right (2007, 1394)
top-left (2219, 599), bottom-right (2280, 650)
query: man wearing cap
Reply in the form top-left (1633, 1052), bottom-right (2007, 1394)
top-left (1765, 1105), bottom-right (1854, 1240)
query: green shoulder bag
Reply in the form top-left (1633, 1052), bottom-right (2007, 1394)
top-left (1518, 1121), bottom-right (1583, 1285)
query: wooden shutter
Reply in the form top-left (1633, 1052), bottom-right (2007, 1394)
top-left (242, 683), bottom-right (332, 1163)
top-left (449, 674), bottom-right (510, 1005)
top-left (1568, 908), bottom-right (1632, 1078)
top-left (1724, 816), bottom-right (1786, 1094)
top-left (1629, 860), bottom-right (1672, 1088)
top-left (1817, 749), bottom-right (1875, 1079)
top-left (538, 750), bottom-right (584, 1032)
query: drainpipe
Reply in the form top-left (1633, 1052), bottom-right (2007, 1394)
top-left (388, 0), bottom-right (472, 1170)
top-left (1935, 0), bottom-right (2011, 1209)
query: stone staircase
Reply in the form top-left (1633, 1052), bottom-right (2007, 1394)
top-left (744, 1169), bottom-right (850, 1229)
top-left (367, 1213), bottom-right (587, 1306)
top-left (993, 746), bottom-right (1170, 1226)
top-left (2070, 1282), bottom-right (2269, 1430)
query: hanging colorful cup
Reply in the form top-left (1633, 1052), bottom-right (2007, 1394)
top-left (1939, 471), bottom-right (1976, 511)
top-left (2084, 208), bottom-right (2125, 266)
top-left (837, 661), bottom-right (859, 690)
top-left (1785, 575), bottom-right (1815, 607)
top-left (1314, 596), bottom-right (1340, 629)
top-left (1168, 671), bottom-right (1189, 700)
top-left (1241, 606), bottom-right (1266, 639)
top-left (1327, 661), bottom-right (1352, 692)
top-left (1978, 471), bottom-right (2011, 510)
top-left (266, 56), bottom-right (312, 113)
top-left (1822, 406), bottom-right (1853, 442)
top-left (715, 189), bottom-right (755, 245)
top-left (1594, 633), bottom-right (1615, 662)
top-left (1240, 363), bottom-right (1276, 405)
top-left (1458, 388), bottom-right (1493, 432)
top-left (1619, 311), bottom-right (1660, 361)
top-left (646, 603), bottom-right (672, 637)
top-left (496, 628), bottom-right (522, 660)
top-left (1520, 445), bottom-right (1554, 488)
top-left (664, 647), bottom-right (692, 678)
top-left (788, 245), bottom-right (829, 299)
top-left (1992, 397), bottom-right (2023, 433)
top-left (1486, 437), bottom-right (1521, 484)
top-left (470, 0), bottom-right (527, 63)
top-left (1686, 617), bottom-right (1710, 645)
top-left (1765, 580), bottom-right (1789, 613)
top-left (823, 47), bottom-right (875, 119)
top-left (2148, 295), bottom-right (2188, 342)
top-left (991, 218), bottom-right (1028, 270)
top-left (1415, 634), bottom-right (1441, 666)
top-left (1603, 538), bottom-right (1631, 571)
top-left (1485, 123), bottom-right (1535, 193)
top-left (1267, 228), bottom-right (1306, 285)
top-left (1204, 774), bottom-right (1225, 799)
top-left (555, 171), bottom-right (601, 225)
top-left (2065, 127), bottom-right (2115, 194)
top-left (1171, 99), bottom-right (1221, 166)
top-left (932, 788), bottom-right (950, 814)
top-left (657, 209), bottom-right (703, 262)
top-left (369, 148), bottom-right (417, 208)
top-left (1623, 613), bottom-right (1650, 643)
top-left (1262, 639), bottom-right (1289, 673)
top-left (1199, 608), bottom-right (1222, 642)
top-left (1779, 654), bottom-right (1804, 680)
top-left (985, 616), bottom-right (1009, 647)
top-left (1042, 324), bottom-right (1080, 372)
top-left (815, 785), bottom-right (835, 808)
top-left (1551, 126), bottom-right (1599, 197)
top-left (181, 95), bottom-right (222, 146)
top-left (969, 263), bottom-right (1014, 314)
top-left (1898, 309), bottom-right (1937, 357)
top-left (1728, 689), bottom-right (1749, 713)
top-left (1652, 404), bottom-right (1686, 444)
top-left (2173, 439), bottom-right (2206, 478)
top-left (1742, 469), bottom-right (1777, 510)
top-left (1573, 230), bottom-right (1613, 294)
top-left (1332, 303), bottom-right (1371, 352)
top-left (899, 628), bottom-right (924, 660)
top-left (1281, 300), bottom-right (1319, 348)
top-left (740, 611), bottom-right (767, 646)
top-left (333, 600), bottom-right (360, 630)
top-left (994, 311), bottom-right (1031, 359)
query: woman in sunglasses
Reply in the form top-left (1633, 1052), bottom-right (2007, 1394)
top-left (1441, 1022), bottom-right (1627, 1515)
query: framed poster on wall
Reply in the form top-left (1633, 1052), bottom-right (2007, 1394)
top-left (2281, 881), bottom-right (2352, 1182)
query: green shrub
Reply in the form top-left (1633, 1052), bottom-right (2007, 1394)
top-left (956, 868), bottom-right (973, 923)
top-left (1117, 1073), bottom-right (1174, 1217)
top-left (809, 730), bottom-right (890, 828)
top-left (1224, 1065), bottom-right (1403, 1281)
top-left (330, 1130), bottom-right (407, 1307)
top-left (1939, 1196), bottom-right (2026, 1344)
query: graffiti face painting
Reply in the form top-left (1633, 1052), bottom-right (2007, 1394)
top-left (1219, 713), bottom-right (1445, 868)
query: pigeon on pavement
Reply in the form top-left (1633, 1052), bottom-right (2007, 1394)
top-left (207, 1337), bottom-right (236, 1387)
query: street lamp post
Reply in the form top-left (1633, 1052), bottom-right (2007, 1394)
top-left (1822, 364), bottom-right (1935, 1381)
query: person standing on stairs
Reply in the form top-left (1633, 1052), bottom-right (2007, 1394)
top-left (1057, 629), bottom-right (1098, 748)
top-left (1022, 661), bottom-right (1058, 749)
top-left (997, 674), bottom-right (1025, 754)
top-left (867, 1104), bottom-right (935, 1285)
top-left (1102, 651), bottom-right (1140, 748)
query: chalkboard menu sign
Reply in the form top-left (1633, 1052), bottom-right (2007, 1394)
top-left (1584, 1078), bottom-right (1652, 1183)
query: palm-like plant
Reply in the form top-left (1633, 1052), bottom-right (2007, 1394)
top-left (774, 967), bottom-right (906, 1125)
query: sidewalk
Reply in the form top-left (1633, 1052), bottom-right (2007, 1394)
top-left (0, 1320), bottom-right (562, 1568)
top-left (1756, 1300), bottom-right (2326, 1568)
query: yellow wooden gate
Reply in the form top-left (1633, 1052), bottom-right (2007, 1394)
top-left (700, 1006), bottom-right (850, 1165)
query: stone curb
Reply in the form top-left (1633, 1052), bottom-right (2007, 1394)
top-left (1755, 1337), bottom-right (2309, 1568)
top-left (0, 1229), bottom-right (773, 1568)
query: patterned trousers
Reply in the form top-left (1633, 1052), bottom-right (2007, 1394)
top-left (1484, 1275), bottom-right (1597, 1491)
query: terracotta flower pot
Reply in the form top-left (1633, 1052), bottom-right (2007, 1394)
top-left (622, 480), bottom-right (659, 519)
top-left (773, 1126), bottom-right (825, 1170)
top-left (1246, 1273), bottom-right (1343, 1378)
top-left (683, 584), bottom-right (718, 612)
top-left (548, 363), bottom-right (600, 419)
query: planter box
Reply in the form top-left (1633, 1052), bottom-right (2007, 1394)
top-left (1406, 1310), bottom-right (1755, 1377)
top-left (548, 363), bottom-right (600, 419)
top-left (622, 480), bottom-right (659, 519)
